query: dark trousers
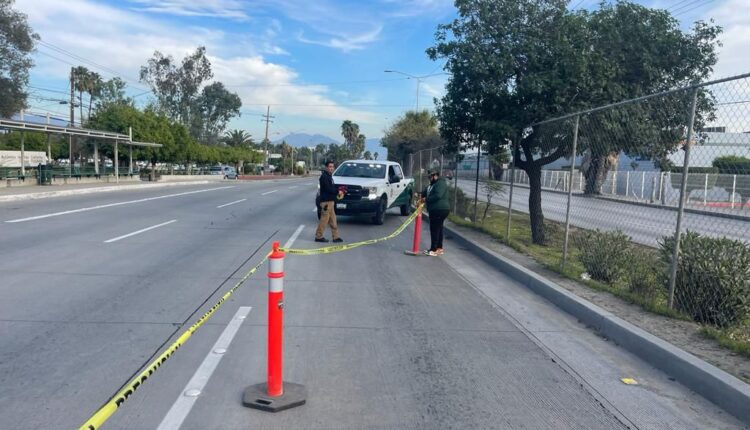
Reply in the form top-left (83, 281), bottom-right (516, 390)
top-left (428, 209), bottom-right (449, 251)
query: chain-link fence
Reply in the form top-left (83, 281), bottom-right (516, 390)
top-left (450, 72), bottom-right (750, 337)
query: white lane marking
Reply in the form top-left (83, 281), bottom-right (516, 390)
top-left (5, 186), bottom-right (234, 223)
top-left (284, 225), bottom-right (305, 249)
top-left (261, 190), bottom-right (278, 195)
top-left (156, 306), bottom-right (252, 430)
top-left (216, 198), bottom-right (246, 209)
top-left (288, 185), bottom-right (298, 189)
top-left (104, 219), bottom-right (177, 243)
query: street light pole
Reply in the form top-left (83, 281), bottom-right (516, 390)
top-left (384, 70), bottom-right (445, 111)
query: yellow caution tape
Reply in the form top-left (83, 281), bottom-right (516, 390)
top-left (280, 204), bottom-right (424, 255)
top-left (79, 254), bottom-right (270, 430)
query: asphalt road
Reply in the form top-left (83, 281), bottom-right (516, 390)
top-left (0, 179), bottom-right (744, 429)
top-left (457, 179), bottom-right (750, 246)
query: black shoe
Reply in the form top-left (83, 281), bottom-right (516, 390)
top-left (315, 237), bottom-right (329, 243)
top-left (332, 238), bottom-right (343, 243)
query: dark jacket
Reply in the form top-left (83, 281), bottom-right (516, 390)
top-left (422, 177), bottom-right (450, 212)
top-left (319, 170), bottom-right (337, 202)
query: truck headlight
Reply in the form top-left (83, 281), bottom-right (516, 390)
top-left (367, 187), bottom-right (378, 199)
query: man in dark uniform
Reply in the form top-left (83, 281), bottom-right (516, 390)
top-left (315, 160), bottom-right (343, 243)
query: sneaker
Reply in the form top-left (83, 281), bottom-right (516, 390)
top-left (332, 238), bottom-right (343, 243)
top-left (314, 237), bottom-right (329, 243)
top-left (436, 248), bottom-right (445, 255)
top-left (423, 250), bottom-right (438, 256)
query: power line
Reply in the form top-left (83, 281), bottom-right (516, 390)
top-left (227, 77), bottom-right (411, 88)
top-left (667, 0), bottom-right (695, 11)
top-left (673, 1), bottom-right (714, 17)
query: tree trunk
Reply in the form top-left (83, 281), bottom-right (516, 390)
top-left (583, 151), bottom-right (618, 195)
top-left (527, 166), bottom-right (546, 244)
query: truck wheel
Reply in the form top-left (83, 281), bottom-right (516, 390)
top-left (372, 198), bottom-right (387, 225)
top-left (400, 202), bottom-right (412, 216)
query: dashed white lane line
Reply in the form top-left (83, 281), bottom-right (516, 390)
top-left (261, 190), bottom-right (278, 196)
top-left (104, 219), bottom-right (177, 243)
top-left (216, 199), bottom-right (246, 208)
top-left (156, 306), bottom-right (252, 430)
top-left (5, 186), bottom-right (234, 223)
top-left (285, 224), bottom-right (305, 248)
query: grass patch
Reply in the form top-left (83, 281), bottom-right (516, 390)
top-left (701, 324), bottom-right (750, 358)
top-left (450, 203), bottom-right (694, 321)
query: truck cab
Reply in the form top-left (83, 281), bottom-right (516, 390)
top-left (315, 160), bottom-right (414, 225)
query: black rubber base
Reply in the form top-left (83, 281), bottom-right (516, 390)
top-left (242, 382), bottom-right (307, 412)
top-left (404, 250), bottom-right (424, 256)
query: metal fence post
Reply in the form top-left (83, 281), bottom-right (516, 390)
top-left (668, 88), bottom-right (699, 309)
top-left (473, 139), bottom-right (481, 222)
top-left (731, 174), bottom-right (737, 209)
top-left (625, 171), bottom-right (630, 198)
top-left (562, 116), bottom-right (580, 270)
top-left (506, 139), bottom-right (517, 242)
top-left (640, 171), bottom-right (645, 200)
top-left (703, 173), bottom-right (708, 206)
top-left (453, 153), bottom-right (459, 214)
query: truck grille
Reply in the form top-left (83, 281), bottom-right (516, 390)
top-left (339, 184), bottom-right (366, 201)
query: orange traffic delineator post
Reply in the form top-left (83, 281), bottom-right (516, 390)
top-left (404, 206), bottom-right (423, 256)
top-left (243, 241), bottom-right (306, 412)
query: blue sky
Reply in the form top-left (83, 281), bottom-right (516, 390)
top-left (17, 0), bottom-right (747, 141)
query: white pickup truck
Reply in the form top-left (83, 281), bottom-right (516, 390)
top-left (315, 160), bottom-right (415, 225)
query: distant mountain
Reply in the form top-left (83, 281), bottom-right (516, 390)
top-left (272, 133), bottom-right (339, 147)
top-left (272, 133), bottom-right (388, 160)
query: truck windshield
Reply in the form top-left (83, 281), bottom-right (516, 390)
top-left (334, 163), bottom-right (386, 178)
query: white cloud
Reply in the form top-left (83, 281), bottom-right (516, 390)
top-left (18, 0), bottom-right (378, 127)
top-left (708, 0), bottom-right (750, 79)
top-left (126, 0), bottom-right (249, 21)
top-left (298, 26), bottom-right (383, 53)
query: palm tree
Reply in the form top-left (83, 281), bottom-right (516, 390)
top-left (72, 67), bottom-right (102, 123)
top-left (373, 152), bottom-right (379, 160)
top-left (223, 129), bottom-right (253, 148)
top-left (340, 120), bottom-right (359, 156)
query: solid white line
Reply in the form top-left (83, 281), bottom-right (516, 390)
top-left (104, 220), bottom-right (177, 243)
top-left (156, 306), bottom-right (252, 430)
top-left (284, 224), bottom-right (305, 249)
top-left (288, 185), bottom-right (298, 189)
top-left (5, 186), bottom-right (234, 223)
top-left (216, 198), bottom-right (246, 208)
top-left (261, 190), bottom-right (278, 195)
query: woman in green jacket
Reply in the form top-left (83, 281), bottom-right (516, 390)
top-left (420, 168), bottom-right (450, 256)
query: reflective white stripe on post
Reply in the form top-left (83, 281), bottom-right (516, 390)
top-left (269, 257), bottom-right (284, 274)
top-left (269, 277), bottom-right (284, 293)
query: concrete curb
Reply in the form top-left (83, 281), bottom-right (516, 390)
top-left (0, 180), bottom-right (215, 203)
top-left (443, 222), bottom-right (750, 424)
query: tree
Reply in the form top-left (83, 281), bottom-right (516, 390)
top-left (96, 77), bottom-right (132, 111)
top-left (373, 152), bottom-right (379, 160)
top-left (363, 150), bottom-right (372, 160)
top-left (340, 120), bottom-right (359, 157)
top-left (381, 110), bottom-right (443, 169)
top-left (429, 0), bottom-right (720, 244)
top-left (139, 46), bottom-right (213, 126)
top-left (224, 129), bottom-right (253, 148)
top-left (193, 82), bottom-right (242, 144)
top-left (0, 0), bottom-right (38, 117)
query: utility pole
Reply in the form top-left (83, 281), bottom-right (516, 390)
top-left (69, 67), bottom-right (75, 177)
top-left (262, 105), bottom-right (275, 175)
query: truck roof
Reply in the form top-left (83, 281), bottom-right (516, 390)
top-left (341, 159), bottom-right (400, 166)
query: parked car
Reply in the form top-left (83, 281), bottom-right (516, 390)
top-left (210, 165), bottom-right (238, 179)
top-left (315, 160), bottom-right (414, 225)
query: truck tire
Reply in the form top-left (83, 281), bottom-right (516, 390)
top-left (372, 197), bottom-right (387, 225)
top-left (400, 201), bottom-right (412, 216)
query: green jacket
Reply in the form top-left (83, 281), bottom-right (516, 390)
top-left (422, 177), bottom-right (450, 212)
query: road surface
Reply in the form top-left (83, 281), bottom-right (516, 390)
top-left (0, 179), bottom-right (744, 429)
top-left (457, 179), bottom-right (750, 246)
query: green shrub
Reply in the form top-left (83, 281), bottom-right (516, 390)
top-left (626, 250), bottom-right (663, 299)
top-left (660, 231), bottom-right (750, 327)
top-left (574, 230), bottom-right (632, 283)
top-left (712, 155), bottom-right (750, 175)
